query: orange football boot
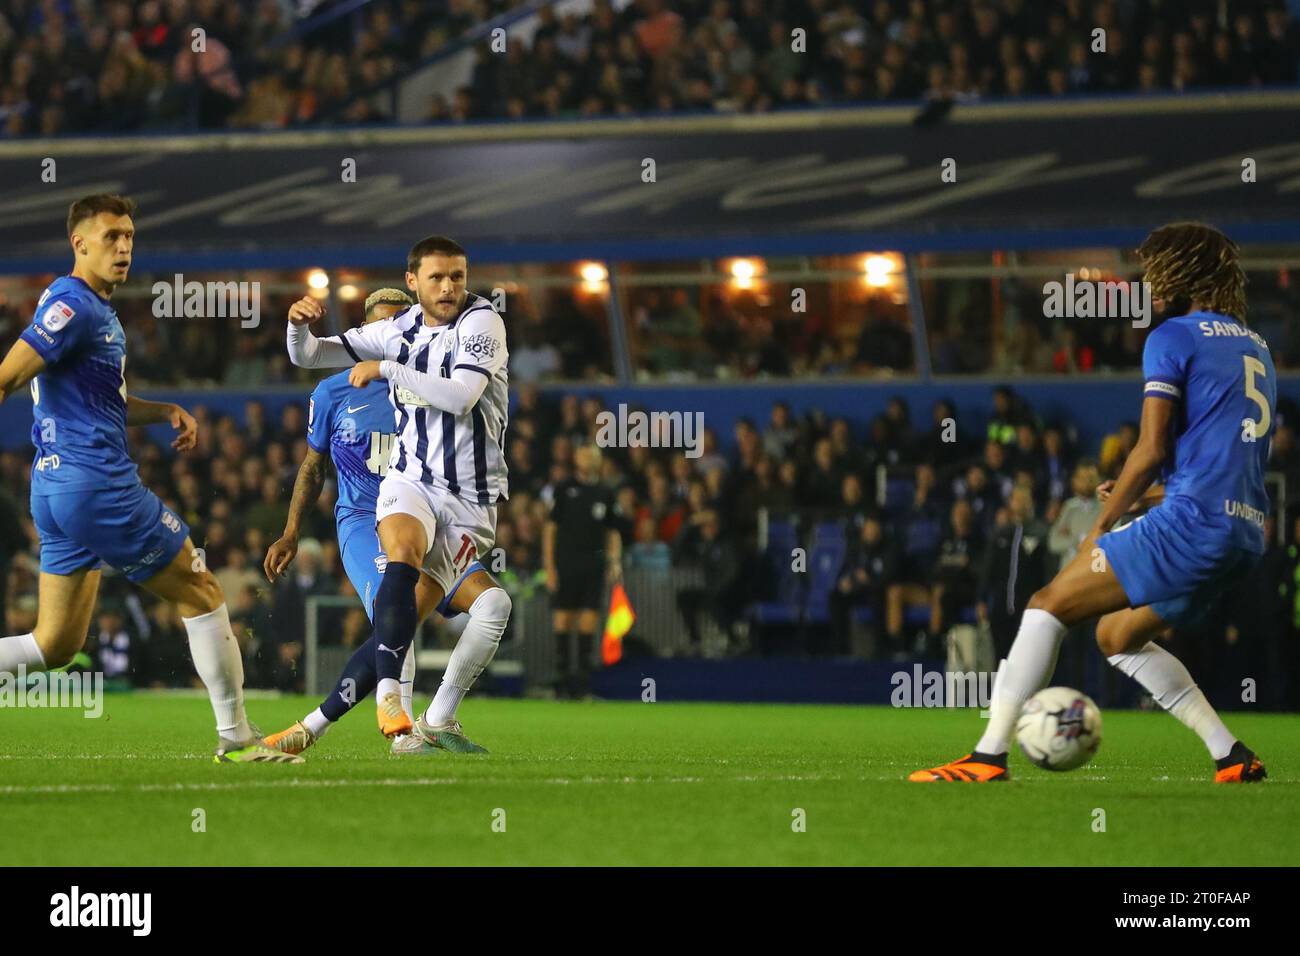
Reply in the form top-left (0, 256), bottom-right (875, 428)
top-left (909, 752), bottom-right (1010, 782)
top-left (377, 691), bottom-right (413, 739)
top-left (1214, 742), bottom-right (1267, 783)
top-left (263, 721), bottom-right (316, 755)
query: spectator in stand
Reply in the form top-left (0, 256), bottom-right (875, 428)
top-left (829, 514), bottom-right (897, 655)
top-left (977, 484), bottom-right (1051, 661)
top-left (930, 499), bottom-right (984, 640)
top-left (3, 1), bottom-right (1296, 139)
top-left (885, 463), bottom-right (944, 657)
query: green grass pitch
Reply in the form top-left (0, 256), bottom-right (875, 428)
top-left (1, 694), bottom-right (1296, 866)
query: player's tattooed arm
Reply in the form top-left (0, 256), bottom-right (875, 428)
top-left (125, 396), bottom-right (198, 451)
top-left (1090, 397), bottom-right (1174, 536)
top-left (265, 446), bottom-right (327, 582)
top-left (0, 339), bottom-right (46, 402)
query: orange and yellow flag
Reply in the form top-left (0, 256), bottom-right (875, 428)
top-left (601, 583), bottom-right (635, 665)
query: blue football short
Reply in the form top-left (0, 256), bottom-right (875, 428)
top-left (1097, 497), bottom-right (1259, 627)
top-left (336, 512), bottom-right (485, 621)
top-left (32, 483), bottom-right (189, 583)
top-left (338, 512), bottom-right (387, 621)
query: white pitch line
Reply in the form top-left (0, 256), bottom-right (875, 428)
top-left (0, 774), bottom-right (850, 796)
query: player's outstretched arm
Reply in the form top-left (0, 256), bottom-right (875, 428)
top-left (0, 339), bottom-right (46, 403)
top-left (286, 296), bottom-right (391, 368)
top-left (125, 396), bottom-right (198, 451)
top-left (265, 446), bottom-right (327, 582)
top-left (1090, 396), bottom-right (1174, 537)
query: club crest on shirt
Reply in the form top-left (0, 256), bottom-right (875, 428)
top-left (41, 300), bottom-right (75, 332)
top-left (460, 332), bottom-right (500, 361)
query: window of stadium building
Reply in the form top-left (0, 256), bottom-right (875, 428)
top-left (621, 255), bottom-right (914, 380)
top-left (916, 247), bottom-right (1300, 376)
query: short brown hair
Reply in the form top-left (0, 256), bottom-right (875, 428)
top-left (67, 194), bottom-right (137, 237)
top-left (1137, 221), bottom-right (1246, 322)
top-left (406, 235), bottom-right (468, 275)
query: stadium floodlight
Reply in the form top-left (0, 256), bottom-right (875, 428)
top-left (307, 269), bottom-right (330, 290)
top-left (863, 254), bottom-right (895, 287)
top-left (337, 283), bottom-right (360, 301)
top-left (728, 257), bottom-right (762, 290)
top-left (579, 262), bottom-right (608, 284)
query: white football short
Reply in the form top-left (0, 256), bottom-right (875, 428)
top-left (375, 471), bottom-right (497, 608)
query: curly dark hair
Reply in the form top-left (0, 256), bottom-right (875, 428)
top-left (1137, 221), bottom-right (1247, 322)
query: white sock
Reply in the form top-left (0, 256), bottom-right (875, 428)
top-left (302, 707), bottom-right (332, 739)
top-left (425, 588), bottom-right (510, 725)
top-left (1108, 642), bottom-right (1236, 760)
top-left (400, 645), bottom-right (416, 721)
top-left (182, 604), bottom-right (252, 742)
top-left (376, 677), bottom-right (401, 701)
top-left (976, 608), bottom-right (1067, 756)
top-left (0, 633), bottom-right (46, 673)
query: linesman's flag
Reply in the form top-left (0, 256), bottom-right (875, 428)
top-left (601, 583), bottom-right (635, 665)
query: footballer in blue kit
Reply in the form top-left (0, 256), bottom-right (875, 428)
top-left (913, 222), bottom-right (1274, 785)
top-left (0, 193), bottom-right (297, 763)
top-left (262, 289), bottom-right (443, 756)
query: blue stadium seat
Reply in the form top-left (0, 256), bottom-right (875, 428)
top-left (883, 477), bottom-right (914, 511)
top-left (804, 539), bottom-right (847, 624)
top-left (751, 522), bottom-right (806, 624)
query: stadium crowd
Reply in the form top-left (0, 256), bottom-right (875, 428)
top-left (0, 383), bottom-right (1297, 709)
top-left (1, 0), bottom-right (1297, 136)
top-left (4, 273), bottom-right (1299, 388)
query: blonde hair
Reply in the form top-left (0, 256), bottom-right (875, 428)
top-left (1137, 221), bottom-right (1246, 321)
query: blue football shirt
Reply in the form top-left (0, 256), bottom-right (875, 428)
top-left (1142, 310), bottom-right (1276, 552)
top-left (307, 372), bottom-right (396, 523)
top-left (20, 275), bottom-right (138, 493)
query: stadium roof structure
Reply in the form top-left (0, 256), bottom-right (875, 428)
top-left (1, 91), bottom-right (1298, 273)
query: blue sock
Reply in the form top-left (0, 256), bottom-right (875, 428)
top-left (373, 562), bottom-right (421, 683)
top-left (319, 635), bottom-right (378, 722)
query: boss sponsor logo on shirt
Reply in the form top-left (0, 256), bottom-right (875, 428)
top-left (459, 332), bottom-right (501, 361)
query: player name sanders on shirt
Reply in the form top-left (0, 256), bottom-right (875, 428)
top-left (1198, 319), bottom-right (1269, 349)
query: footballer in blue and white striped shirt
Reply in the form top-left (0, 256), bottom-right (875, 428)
top-left (286, 235), bottom-right (510, 754)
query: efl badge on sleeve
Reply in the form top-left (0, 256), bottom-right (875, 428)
top-left (41, 301), bottom-right (76, 332)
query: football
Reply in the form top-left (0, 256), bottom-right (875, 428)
top-left (1016, 687), bottom-right (1103, 771)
